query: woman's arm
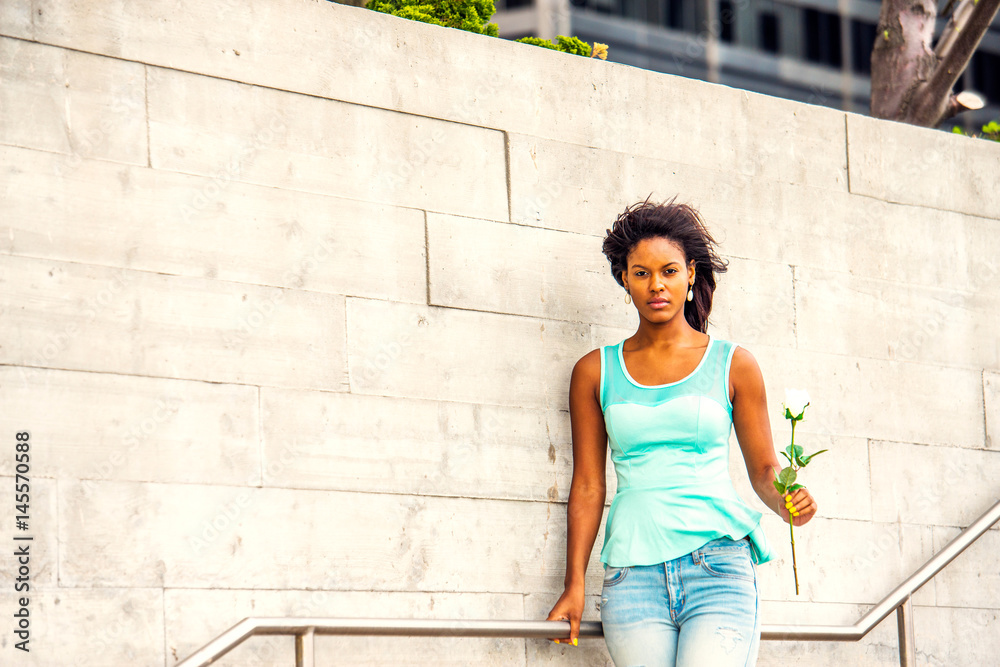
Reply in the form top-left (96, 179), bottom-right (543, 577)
top-left (730, 347), bottom-right (818, 525)
top-left (545, 349), bottom-right (609, 645)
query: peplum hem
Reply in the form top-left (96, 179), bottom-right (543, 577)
top-left (599, 484), bottom-right (774, 567)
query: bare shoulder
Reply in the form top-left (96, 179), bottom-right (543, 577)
top-left (570, 348), bottom-right (603, 399)
top-left (730, 345), bottom-right (765, 398)
top-left (731, 346), bottom-right (762, 377)
top-left (573, 348), bottom-right (602, 382)
top-left (573, 348), bottom-right (601, 375)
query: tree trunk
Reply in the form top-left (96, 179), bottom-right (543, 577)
top-left (870, 0), bottom-right (937, 120)
top-left (871, 0), bottom-right (1000, 127)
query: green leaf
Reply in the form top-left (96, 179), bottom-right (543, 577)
top-left (515, 36), bottom-right (557, 50)
top-left (780, 451), bottom-right (792, 464)
top-left (778, 467), bottom-right (797, 486)
top-left (801, 449), bottom-right (829, 465)
top-left (366, 0), bottom-right (500, 36)
top-left (554, 35), bottom-right (591, 56)
top-left (773, 479), bottom-right (786, 494)
top-left (787, 483), bottom-right (804, 492)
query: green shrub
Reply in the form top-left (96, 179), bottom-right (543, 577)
top-left (366, 0), bottom-right (499, 36)
top-left (364, 0), bottom-right (608, 57)
top-left (516, 35), bottom-right (595, 57)
top-left (951, 120), bottom-right (1000, 142)
top-left (515, 36), bottom-right (558, 50)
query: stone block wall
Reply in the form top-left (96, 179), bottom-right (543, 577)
top-left (1, 1), bottom-right (998, 665)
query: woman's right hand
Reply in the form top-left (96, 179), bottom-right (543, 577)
top-left (545, 584), bottom-right (585, 646)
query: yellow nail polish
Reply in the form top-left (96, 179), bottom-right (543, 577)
top-left (785, 495), bottom-right (791, 501)
top-left (572, 638), bottom-right (578, 646)
top-left (554, 639), bottom-right (560, 644)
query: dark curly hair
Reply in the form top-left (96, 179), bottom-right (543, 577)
top-left (602, 194), bottom-right (728, 333)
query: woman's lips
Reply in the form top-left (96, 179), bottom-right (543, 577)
top-left (648, 299), bottom-right (669, 309)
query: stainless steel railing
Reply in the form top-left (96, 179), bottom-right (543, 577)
top-left (177, 498), bottom-right (1000, 667)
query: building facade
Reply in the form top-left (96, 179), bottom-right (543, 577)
top-left (495, 0), bottom-right (1000, 129)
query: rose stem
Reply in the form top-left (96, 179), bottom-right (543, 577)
top-left (790, 417), bottom-right (800, 595)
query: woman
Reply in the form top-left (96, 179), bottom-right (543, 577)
top-left (545, 196), bottom-right (818, 666)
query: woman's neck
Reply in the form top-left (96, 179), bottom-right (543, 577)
top-left (630, 318), bottom-right (704, 350)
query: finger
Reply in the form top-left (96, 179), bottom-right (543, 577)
top-left (791, 488), bottom-right (813, 512)
top-left (546, 613), bottom-right (568, 642)
top-left (796, 492), bottom-right (815, 513)
top-left (570, 618), bottom-right (580, 646)
top-left (784, 494), bottom-right (800, 518)
top-left (795, 502), bottom-right (818, 524)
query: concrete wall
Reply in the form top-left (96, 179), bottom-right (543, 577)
top-left (1, 1), bottom-right (998, 665)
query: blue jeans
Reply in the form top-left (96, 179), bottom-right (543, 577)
top-left (599, 536), bottom-right (761, 667)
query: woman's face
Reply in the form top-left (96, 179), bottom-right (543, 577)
top-left (621, 236), bottom-right (695, 322)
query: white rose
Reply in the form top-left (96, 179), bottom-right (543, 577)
top-left (783, 388), bottom-right (810, 421)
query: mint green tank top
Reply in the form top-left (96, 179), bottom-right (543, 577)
top-left (599, 335), bottom-right (773, 567)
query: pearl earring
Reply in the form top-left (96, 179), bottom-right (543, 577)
top-left (687, 281), bottom-right (694, 302)
top-left (625, 290), bottom-right (632, 305)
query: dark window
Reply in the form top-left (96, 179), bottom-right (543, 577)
top-left (803, 8), bottom-right (842, 68)
top-left (849, 19), bottom-right (876, 75)
top-left (587, 0), bottom-right (615, 14)
top-left (503, 0), bottom-right (534, 8)
top-left (665, 0), bottom-right (686, 30)
top-left (620, 0), bottom-right (644, 21)
top-left (760, 12), bottom-right (779, 53)
top-left (972, 50), bottom-right (1000, 102)
top-left (719, 0), bottom-right (734, 43)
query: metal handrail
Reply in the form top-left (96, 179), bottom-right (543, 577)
top-left (177, 498), bottom-right (1000, 667)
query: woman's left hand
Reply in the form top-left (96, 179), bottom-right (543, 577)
top-left (782, 487), bottom-right (817, 526)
